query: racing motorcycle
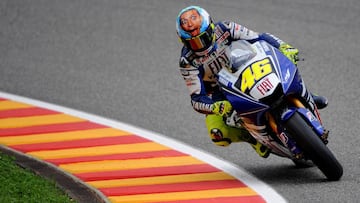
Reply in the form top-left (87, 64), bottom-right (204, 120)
top-left (217, 40), bottom-right (343, 180)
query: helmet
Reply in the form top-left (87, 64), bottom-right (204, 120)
top-left (176, 6), bottom-right (215, 55)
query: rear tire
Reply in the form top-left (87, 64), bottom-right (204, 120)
top-left (285, 112), bottom-right (343, 180)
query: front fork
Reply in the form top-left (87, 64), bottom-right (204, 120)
top-left (267, 111), bottom-right (303, 159)
top-left (267, 96), bottom-right (329, 159)
top-left (287, 96), bottom-right (329, 144)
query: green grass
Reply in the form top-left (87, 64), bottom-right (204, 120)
top-left (0, 152), bottom-right (75, 203)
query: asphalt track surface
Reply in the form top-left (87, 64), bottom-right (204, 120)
top-left (0, 0), bottom-right (359, 202)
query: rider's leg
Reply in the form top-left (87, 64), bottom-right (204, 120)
top-left (205, 114), bottom-right (270, 158)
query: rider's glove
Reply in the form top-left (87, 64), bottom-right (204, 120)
top-left (211, 100), bottom-right (232, 117)
top-left (279, 43), bottom-right (299, 65)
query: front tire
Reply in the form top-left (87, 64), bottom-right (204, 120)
top-left (285, 112), bottom-right (343, 180)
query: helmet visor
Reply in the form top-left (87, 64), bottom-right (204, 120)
top-left (182, 24), bottom-right (214, 52)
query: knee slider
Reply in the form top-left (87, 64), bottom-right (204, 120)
top-left (210, 128), bottom-right (231, 147)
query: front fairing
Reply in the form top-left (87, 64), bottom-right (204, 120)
top-left (218, 40), bottom-right (304, 112)
top-left (218, 40), bottom-right (307, 127)
top-left (265, 42), bottom-right (303, 95)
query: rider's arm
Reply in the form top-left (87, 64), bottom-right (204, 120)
top-left (179, 53), bottom-right (214, 114)
top-left (224, 21), bottom-right (299, 65)
top-left (221, 21), bottom-right (287, 48)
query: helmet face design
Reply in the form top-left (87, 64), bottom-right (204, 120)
top-left (176, 6), bottom-right (215, 55)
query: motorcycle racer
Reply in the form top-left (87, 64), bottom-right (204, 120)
top-left (176, 6), bottom-right (328, 158)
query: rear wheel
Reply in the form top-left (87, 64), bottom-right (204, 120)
top-left (285, 112), bottom-right (343, 180)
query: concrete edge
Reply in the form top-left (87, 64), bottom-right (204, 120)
top-left (0, 145), bottom-right (110, 203)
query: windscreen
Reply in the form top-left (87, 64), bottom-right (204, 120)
top-left (229, 40), bottom-right (257, 72)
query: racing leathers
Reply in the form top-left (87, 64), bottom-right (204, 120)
top-left (178, 21), bottom-right (290, 157)
top-left (180, 21), bottom-right (304, 157)
top-left (179, 21), bottom-right (292, 114)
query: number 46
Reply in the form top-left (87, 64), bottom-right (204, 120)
top-left (241, 58), bottom-right (273, 93)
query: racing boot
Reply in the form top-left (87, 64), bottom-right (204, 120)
top-left (311, 94), bottom-right (328, 109)
top-left (240, 130), bottom-right (271, 158)
top-left (251, 142), bottom-right (271, 158)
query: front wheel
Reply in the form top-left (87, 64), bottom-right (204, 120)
top-left (285, 112), bottom-right (343, 180)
